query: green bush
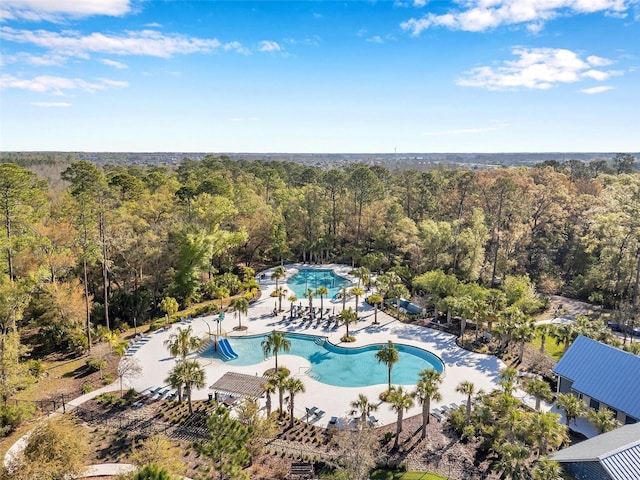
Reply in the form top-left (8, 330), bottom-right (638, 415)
top-left (86, 358), bottom-right (106, 373)
top-left (81, 383), bottom-right (93, 394)
top-left (123, 388), bottom-right (137, 402)
top-left (28, 359), bottom-right (44, 378)
top-left (103, 373), bottom-right (114, 385)
top-left (0, 403), bottom-right (36, 436)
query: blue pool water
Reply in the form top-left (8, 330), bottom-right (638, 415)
top-left (287, 269), bottom-right (352, 299)
top-left (206, 333), bottom-right (444, 388)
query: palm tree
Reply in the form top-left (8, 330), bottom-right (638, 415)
top-left (414, 369), bottom-right (443, 440)
top-left (284, 377), bottom-right (306, 428)
top-left (349, 286), bottom-right (365, 319)
top-left (524, 378), bottom-right (553, 411)
top-left (532, 458), bottom-right (564, 480)
top-left (492, 441), bottom-right (530, 480)
top-left (389, 283), bottom-right (410, 320)
top-left (163, 326), bottom-right (202, 360)
top-left (354, 266), bottom-right (370, 288)
top-left (304, 288), bottom-right (314, 310)
top-left (165, 364), bottom-right (184, 403)
top-left (288, 294), bottom-right (297, 318)
top-left (261, 330), bottom-right (291, 371)
top-left (339, 307), bottom-right (358, 338)
top-left (167, 359), bottom-right (206, 414)
top-left (498, 366), bottom-right (519, 396)
top-left (229, 296), bottom-right (249, 330)
top-left (556, 393), bottom-right (586, 426)
top-left (587, 407), bottom-right (621, 433)
top-left (271, 265), bottom-right (286, 290)
top-left (512, 318), bottom-right (535, 363)
top-left (456, 380), bottom-right (476, 424)
top-left (315, 286), bottom-right (328, 318)
top-left (368, 293), bottom-right (383, 324)
top-left (536, 323), bottom-right (554, 354)
top-left (376, 341), bottom-right (399, 393)
top-left (262, 378), bottom-right (276, 417)
top-left (527, 411), bottom-right (567, 457)
top-left (274, 286), bottom-right (287, 312)
top-left (350, 393), bottom-right (378, 427)
top-left (387, 386), bottom-right (415, 450)
top-left (338, 285), bottom-right (349, 312)
top-left (270, 369), bottom-right (289, 419)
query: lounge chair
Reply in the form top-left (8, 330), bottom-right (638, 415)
top-left (368, 415), bottom-right (379, 426)
top-left (431, 408), bottom-right (444, 421)
top-left (307, 406), bottom-right (318, 417)
top-left (328, 416), bottom-right (338, 427)
top-left (314, 410), bottom-right (325, 419)
top-left (146, 387), bottom-right (162, 398)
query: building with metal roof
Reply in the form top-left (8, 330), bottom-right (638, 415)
top-left (550, 422), bottom-right (640, 480)
top-left (552, 335), bottom-right (640, 425)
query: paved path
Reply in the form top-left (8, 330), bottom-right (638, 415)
top-left (127, 263), bottom-right (505, 428)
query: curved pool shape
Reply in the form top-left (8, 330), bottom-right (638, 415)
top-left (287, 268), bottom-right (352, 299)
top-left (207, 333), bottom-right (444, 388)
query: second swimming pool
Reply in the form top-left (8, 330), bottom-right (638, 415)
top-left (206, 333), bottom-right (444, 388)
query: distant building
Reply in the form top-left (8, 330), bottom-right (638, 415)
top-left (550, 422), bottom-right (640, 480)
top-left (553, 335), bottom-right (640, 425)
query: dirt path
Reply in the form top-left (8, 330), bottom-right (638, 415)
top-left (538, 295), bottom-right (604, 322)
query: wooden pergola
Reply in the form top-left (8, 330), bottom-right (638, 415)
top-left (209, 372), bottom-right (267, 399)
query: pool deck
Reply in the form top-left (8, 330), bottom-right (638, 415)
top-left (128, 264), bottom-right (505, 428)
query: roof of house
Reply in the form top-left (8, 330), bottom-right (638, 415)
top-left (550, 423), bottom-right (640, 480)
top-left (552, 335), bottom-right (640, 420)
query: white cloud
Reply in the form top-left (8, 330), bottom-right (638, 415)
top-left (0, 73), bottom-right (127, 94)
top-left (580, 85), bottom-right (614, 94)
top-left (31, 101), bottom-right (71, 107)
top-left (456, 47), bottom-right (619, 90)
top-left (366, 35), bottom-right (384, 44)
top-left (223, 41), bottom-right (250, 55)
top-left (0, 27), bottom-right (222, 58)
top-left (401, 0), bottom-right (631, 35)
top-left (143, 22), bottom-right (162, 28)
top-left (101, 58), bottom-right (127, 69)
top-left (259, 40), bottom-right (281, 53)
top-left (414, 0), bottom-right (429, 6)
top-left (0, 0), bottom-right (131, 22)
top-left (2, 52), bottom-right (65, 66)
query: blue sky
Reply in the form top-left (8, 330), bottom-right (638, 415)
top-left (1, 0), bottom-right (639, 153)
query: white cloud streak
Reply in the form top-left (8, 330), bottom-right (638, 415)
top-left (259, 40), bottom-right (282, 53)
top-left (101, 58), bottom-right (127, 69)
top-left (0, 0), bottom-right (131, 22)
top-left (0, 74), bottom-right (128, 94)
top-left (580, 85), bottom-right (615, 94)
top-left (456, 47), bottom-right (620, 90)
top-left (0, 27), bottom-right (222, 58)
top-left (401, 0), bottom-right (631, 35)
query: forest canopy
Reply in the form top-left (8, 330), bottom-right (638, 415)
top-left (0, 154), bottom-right (638, 342)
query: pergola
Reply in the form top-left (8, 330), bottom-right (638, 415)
top-left (209, 372), bottom-right (267, 399)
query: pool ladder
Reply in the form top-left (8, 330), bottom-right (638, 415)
top-left (314, 337), bottom-right (326, 346)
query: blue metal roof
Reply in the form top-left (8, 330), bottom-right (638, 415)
top-left (552, 335), bottom-right (640, 420)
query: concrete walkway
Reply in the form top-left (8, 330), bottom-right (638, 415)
top-left (128, 263), bottom-right (506, 428)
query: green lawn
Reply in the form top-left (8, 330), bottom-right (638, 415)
top-left (370, 470), bottom-right (447, 480)
top-left (529, 334), bottom-right (565, 361)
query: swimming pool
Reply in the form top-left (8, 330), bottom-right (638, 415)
top-left (207, 333), bottom-right (444, 388)
top-left (287, 269), bottom-right (352, 299)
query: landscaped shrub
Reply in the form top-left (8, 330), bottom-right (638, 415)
top-left (0, 402), bottom-right (35, 436)
top-left (103, 373), bottom-right (114, 385)
top-left (81, 382), bottom-right (93, 394)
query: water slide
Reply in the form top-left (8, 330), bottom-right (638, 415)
top-left (218, 338), bottom-right (238, 360)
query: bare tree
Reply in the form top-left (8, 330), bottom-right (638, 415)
top-left (117, 357), bottom-right (142, 396)
top-left (332, 424), bottom-right (377, 480)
